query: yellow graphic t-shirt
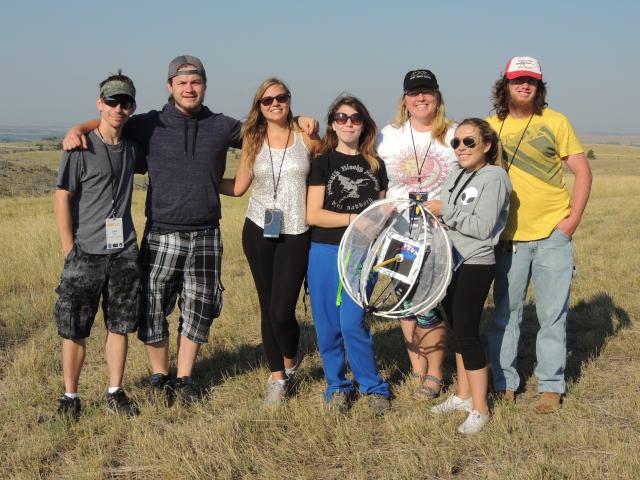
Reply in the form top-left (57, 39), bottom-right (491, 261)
top-left (487, 108), bottom-right (583, 241)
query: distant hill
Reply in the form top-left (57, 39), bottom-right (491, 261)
top-left (579, 133), bottom-right (640, 146)
top-left (0, 126), bottom-right (66, 142)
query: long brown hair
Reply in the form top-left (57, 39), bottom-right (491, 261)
top-left (318, 94), bottom-right (380, 172)
top-left (391, 89), bottom-right (453, 145)
top-left (492, 76), bottom-right (548, 121)
top-left (240, 78), bottom-right (295, 174)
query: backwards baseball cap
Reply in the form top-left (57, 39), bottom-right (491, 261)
top-left (504, 56), bottom-right (542, 80)
top-left (100, 79), bottom-right (136, 100)
top-left (403, 69), bottom-right (439, 91)
top-left (168, 55), bottom-right (207, 82)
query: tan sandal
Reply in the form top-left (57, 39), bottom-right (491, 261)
top-left (412, 374), bottom-right (444, 400)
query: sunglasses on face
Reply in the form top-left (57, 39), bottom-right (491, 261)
top-left (450, 137), bottom-right (480, 149)
top-left (333, 112), bottom-right (363, 126)
top-left (404, 88), bottom-right (435, 97)
top-left (509, 77), bottom-right (538, 86)
top-left (102, 95), bottom-right (135, 110)
top-left (259, 93), bottom-right (291, 106)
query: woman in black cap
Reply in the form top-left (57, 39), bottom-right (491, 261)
top-left (377, 69), bottom-right (457, 400)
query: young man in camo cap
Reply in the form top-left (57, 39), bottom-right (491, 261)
top-left (53, 70), bottom-right (141, 420)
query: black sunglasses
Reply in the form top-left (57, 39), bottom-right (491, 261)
top-left (333, 112), bottom-right (363, 126)
top-left (102, 95), bottom-right (135, 110)
top-left (450, 137), bottom-right (480, 149)
top-left (404, 88), bottom-right (435, 97)
top-left (259, 93), bottom-right (291, 106)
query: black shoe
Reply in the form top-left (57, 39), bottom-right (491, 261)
top-left (106, 388), bottom-right (140, 416)
top-left (173, 376), bottom-right (199, 406)
top-left (55, 395), bottom-right (82, 421)
top-left (148, 373), bottom-right (174, 405)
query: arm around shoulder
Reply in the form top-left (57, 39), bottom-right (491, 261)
top-left (62, 119), bottom-right (99, 151)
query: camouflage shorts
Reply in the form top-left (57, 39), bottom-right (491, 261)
top-left (54, 243), bottom-right (141, 340)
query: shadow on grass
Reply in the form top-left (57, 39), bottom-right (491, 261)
top-left (369, 292), bottom-right (631, 393)
top-left (192, 323), bottom-right (325, 392)
top-left (510, 292), bottom-right (631, 391)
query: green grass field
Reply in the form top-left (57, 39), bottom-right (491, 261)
top-left (0, 144), bottom-right (638, 479)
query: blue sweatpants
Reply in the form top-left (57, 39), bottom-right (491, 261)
top-left (307, 242), bottom-right (390, 402)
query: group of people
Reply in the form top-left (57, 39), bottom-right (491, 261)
top-left (54, 55), bottom-right (591, 435)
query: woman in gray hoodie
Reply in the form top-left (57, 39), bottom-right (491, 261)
top-left (425, 118), bottom-right (512, 434)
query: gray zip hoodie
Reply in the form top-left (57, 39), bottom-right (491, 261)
top-left (439, 162), bottom-right (512, 264)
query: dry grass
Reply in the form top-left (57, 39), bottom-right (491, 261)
top-left (0, 144), bottom-right (639, 479)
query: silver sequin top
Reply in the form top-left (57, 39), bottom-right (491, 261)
top-left (246, 132), bottom-right (310, 235)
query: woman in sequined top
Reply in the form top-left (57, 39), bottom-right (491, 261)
top-left (220, 78), bottom-right (320, 406)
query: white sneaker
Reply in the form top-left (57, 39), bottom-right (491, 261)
top-left (457, 410), bottom-right (489, 434)
top-left (263, 377), bottom-right (288, 407)
top-left (431, 395), bottom-right (473, 414)
top-left (285, 352), bottom-right (303, 380)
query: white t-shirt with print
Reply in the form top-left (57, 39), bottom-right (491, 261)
top-left (377, 120), bottom-right (457, 201)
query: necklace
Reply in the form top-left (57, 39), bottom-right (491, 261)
top-left (266, 128), bottom-right (292, 203)
top-left (498, 112), bottom-right (535, 172)
top-left (408, 122), bottom-right (433, 183)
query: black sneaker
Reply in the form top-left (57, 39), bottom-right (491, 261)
top-left (106, 388), bottom-right (140, 416)
top-left (148, 373), bottom-right (173, 405)
top-left (55, 395), bottom-right (81, 421)
top-left (173, 376), bottom-right (199, 406)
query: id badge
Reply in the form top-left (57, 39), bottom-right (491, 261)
top-left (105, 217), bottom-right (124, 249)
top-left (263, 208), bottom-right (283, 238)
top-left (409, 192), bottom-right (429, 220)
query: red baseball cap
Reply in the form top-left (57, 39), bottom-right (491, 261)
top-left (504, 56), bottom-right (542, 80)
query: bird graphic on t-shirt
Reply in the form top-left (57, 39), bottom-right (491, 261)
top-left (336, 174), bottom-right (372, 201)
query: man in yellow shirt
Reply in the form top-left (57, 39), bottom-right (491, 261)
top-left (486, 57), bottom-right (592, 413)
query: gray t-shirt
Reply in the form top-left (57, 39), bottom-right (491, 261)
top-left (56, 131), bottom-right (138, 254)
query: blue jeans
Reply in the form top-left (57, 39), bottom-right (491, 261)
top-left (488, 229), bottom-right (574, 394)
top-left (307, 242), bottom-right (390, 402)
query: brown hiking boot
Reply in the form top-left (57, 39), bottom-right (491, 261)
top-left (534, 392), bottom-right (562, 414)
top-left (495, 389), bottom-right (516, 404)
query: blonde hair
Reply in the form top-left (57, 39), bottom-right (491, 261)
top-left (391, 90), bottom-right (453, 146)
top-left (240, 78), bottom-right (295, 174)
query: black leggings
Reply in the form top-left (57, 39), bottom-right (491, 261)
top-left (442, 263), bottom-right (495, 371)
top-left (242, 218), bottom-right (310, 372)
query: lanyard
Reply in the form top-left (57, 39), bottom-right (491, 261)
top-left (447, 163), bottom-right (487, 205)
top-left (409, 123), bottom-right (433, 183)
top-left (266, 128), bottom-right (291, 203)
top-left (95, 128), bottom-right (125, 217)
top-left (498, 113), bottom-right (534, 172)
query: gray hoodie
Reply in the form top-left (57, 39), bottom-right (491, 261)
top-left (439, 162), bottom-right (512, 264)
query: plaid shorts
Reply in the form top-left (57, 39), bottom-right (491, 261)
top-left (138, 228), bottom-right (224, 345)
top-left (54, 243), bottom-right (141, 340)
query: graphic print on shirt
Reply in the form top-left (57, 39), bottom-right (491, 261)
top-left (501, 124), bottom-right (563, 187)
top-left (392, 145), bottom-right (450, 196)
top-left (459, 187), bottom-right (478, 206)
top-left (327, 164), bottom-right (379, 212)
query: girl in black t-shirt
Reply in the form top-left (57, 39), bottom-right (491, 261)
top-left (306, 95), bottom-right (391, 414)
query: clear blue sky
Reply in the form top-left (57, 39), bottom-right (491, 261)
top-left (1, 0), bottom-right (637, 134)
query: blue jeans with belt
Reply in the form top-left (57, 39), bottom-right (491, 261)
top-left (307, 242), bottom-right (390, 402)
top-left (488, 228), bottom-right (574, 394)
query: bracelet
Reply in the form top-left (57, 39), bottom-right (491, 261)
top-left (348, 213), bottom-right (352, 225)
